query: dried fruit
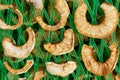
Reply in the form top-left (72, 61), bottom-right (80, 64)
top-left (0, 4), bottom-right (13, 10)
top-left (82, 43), bottom-right (118, 76)
top-left (2, 28), bottom-right (35, 59)
top-left (74, 3), bottom-right (119, 38)
top-left (36, 0), bottom-right (70, 31)
top-left (4, 60), bottom-right (34, 74)
top-left (115, 75), bottom-right (120, 80)
top-left (44, 29), bottom-right (74, 55)
top-left (0, 5), bottom-right (23, 30)
top-left (18, 78), bottom-right (26, 80)
top-left (46, 61), bottom-right (77, 77)
top-left (76, 0), bottom-right (84, 6)
top-left (26, 0), bottom-right (43, 10)
top-left (34, 71), bottom-right (45, 80)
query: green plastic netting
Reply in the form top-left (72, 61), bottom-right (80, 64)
top-left (0, 0), bottom-right (120, 80)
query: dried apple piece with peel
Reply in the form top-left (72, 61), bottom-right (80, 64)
top-left (74, 3), bottom-right (119, 38)
top-left (44, 29), bottom-right (74, 55)
top-left (26, 0), bottom-right (43, 10)
top-left (4, 60), bottom-right (34, 74)
top-left (2, 28), bottom-right (35, 59)
top-left (0, 5), bottom-right (23, 30)
top-left (36, 0), bottom-right (70, 31)
top-left (82, 43), bottom-right (118, 76)
top-left (46, 61), bottom-right (77, 77)
top-left (34, 70), bottom-right (45, 80)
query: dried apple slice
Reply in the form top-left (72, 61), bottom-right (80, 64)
top-left (0, 4), bottom-right (13, 10)
top-left (18, 78), bottom-right (26, 80)
top-left (46, 61), bottom-right (77, 77)
top-left (26, 0), bottom-right (43, 10)
top-left (34, 71), bottom-right (45, 80)
top-left (74, 3), bottom-right (119, 38)
top-left (36, 0), bottom-right (70, 31)
top-left (82, 43), bottom-right (118, 76)
top-left (0, 5), bottom-right (23, 30)
top-left (4, 60), bottom-right (33, 74)
top-left (2, 27), bottom-right (35, 59)
top-left (44, 29), bottom-right (74, 55)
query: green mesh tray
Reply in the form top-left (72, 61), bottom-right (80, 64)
top-left (0, 0), bottom-right (120, 80)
